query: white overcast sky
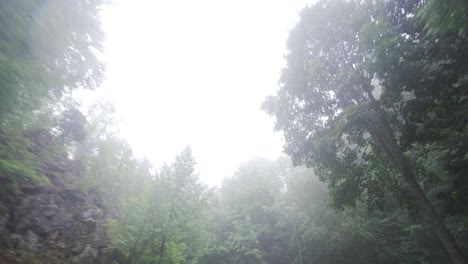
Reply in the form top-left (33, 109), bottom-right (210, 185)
top-left (78, 0), bottom-right (312, 186)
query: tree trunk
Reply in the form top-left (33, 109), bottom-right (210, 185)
top-left (294, 224), bottom-right (304, 264)
top-left (160, 235), bottom-right (167, 256)
top-left (367, 107), bottom-right (466, 264)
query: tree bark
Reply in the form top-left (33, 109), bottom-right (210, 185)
top-left (367, 104), bottom-right (466, 264)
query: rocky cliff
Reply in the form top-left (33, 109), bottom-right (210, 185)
top-left (0, 184), bottom-right (110, 263)
top-left (0, 132), bottom-right (112, 264)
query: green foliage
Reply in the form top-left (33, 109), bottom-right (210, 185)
top-left (107, 147), bottom-right (209, 264)
top-left (0, 128), bottom-right (51, 201)
top-left (0, 0), bottom-right (107, 203)
top-left (201, 158), bottom-right (289, 264)
top-left (201, 157), bottom-right (456, 264)
top-left (0, 0), bottom-right (467, 263)
top-left (416, 0), bottom-right (468, 36)
top-left (263, 0), bottom-right (468, 210)
top-left (263, 0), bottom-right (468, 262)
top-left (0, 0), bottom-right (107, 127)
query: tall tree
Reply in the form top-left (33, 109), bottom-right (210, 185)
top-left (0, 0), bottom-right (107, 126)
top-left (263, 0), bottom-right (468, 263)
top-left (202, 158), bottom-right (309, 264)
top-left (108, 147), bottom-right (209, 264)
top-left (157, 146), bottom-right (209, 263)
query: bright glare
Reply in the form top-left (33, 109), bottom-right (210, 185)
top-left (79, 0), bottom-right (311, 186)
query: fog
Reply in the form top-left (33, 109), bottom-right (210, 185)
top-left (2, 0), bottom-right (466, 263)
top-left (75, 0), bottom-right (310, 186)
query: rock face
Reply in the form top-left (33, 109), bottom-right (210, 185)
top-left (0, 186), bottom-right (110, 263)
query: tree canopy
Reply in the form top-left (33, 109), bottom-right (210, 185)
top-left (0, 0), bottom-right (106, 126)
top-left (263, 0), bottom-right (468, 263)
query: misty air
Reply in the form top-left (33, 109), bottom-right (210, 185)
top-left (0, 0), bottom-right (467, 263)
